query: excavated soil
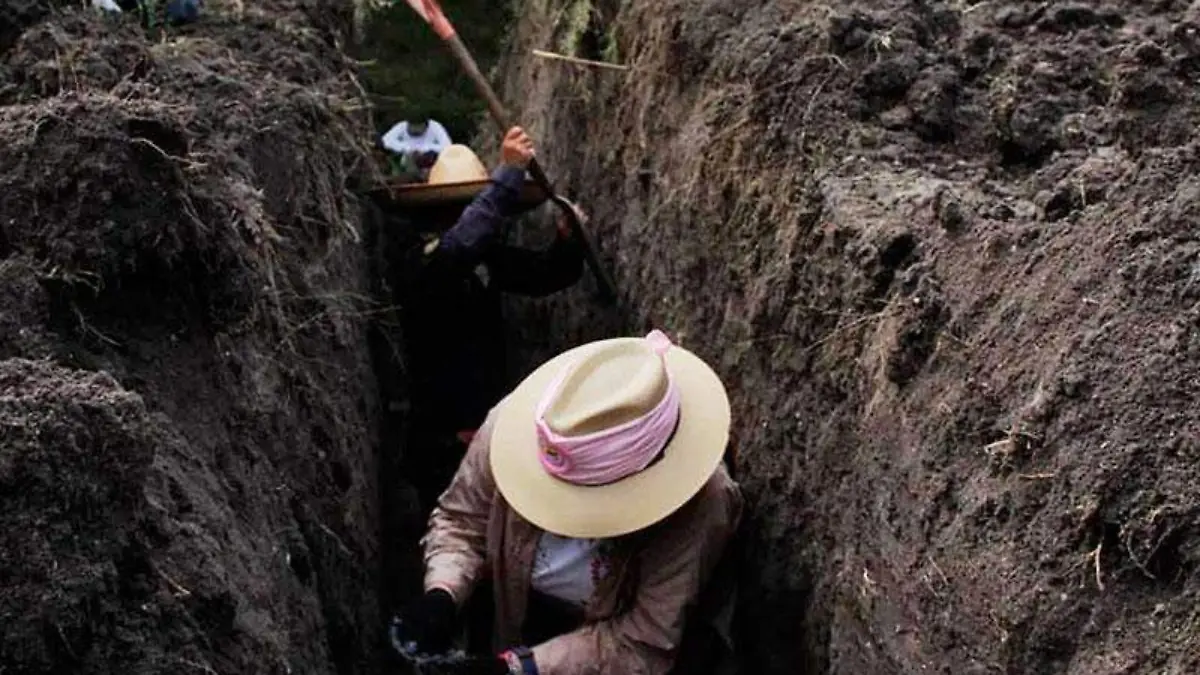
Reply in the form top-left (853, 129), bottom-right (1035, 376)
top-left (6, 0), bottom-right (1200, 673)
top-left (497, 1), bottom-right (1200, 673)
top-left (0, 2), bottom-right (399, 673)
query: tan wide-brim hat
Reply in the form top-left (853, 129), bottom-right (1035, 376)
top-left (385, 144), bottom-right (548, 207)
top-left (491, 335), bottom-right (731, 539)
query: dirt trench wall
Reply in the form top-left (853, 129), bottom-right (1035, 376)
top-left (0, 2), bottom-right (392, 674)
top-left (496, 1), bottom-right (1200, 673)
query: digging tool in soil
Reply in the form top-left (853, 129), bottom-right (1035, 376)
top-left (397, 0), bottom-right (618, 305)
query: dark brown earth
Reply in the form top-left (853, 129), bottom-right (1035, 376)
top-left (0, 2), bottom-right (405, 673)
top-left (5, 0), bottom-right (1200, 673)
top-left (497, 1), bottom-right (1200, 673)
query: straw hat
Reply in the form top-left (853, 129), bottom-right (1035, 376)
top-left (491, 333), bottom-right (731, 539)
top-left (389, 144), bottom-right (547, 207)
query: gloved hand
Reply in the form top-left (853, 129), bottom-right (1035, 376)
top-left (389, 589), bottom-right (459, 657)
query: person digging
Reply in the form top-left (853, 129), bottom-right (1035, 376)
top-left (380, 116), bottom-right (453, 181)
top-left (382, 127), bottom-right (587, 512)
top-left (389, 331), bottom-right (744, 675)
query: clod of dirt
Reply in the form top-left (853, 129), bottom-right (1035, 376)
top-left (933, 188), bottom-right (967, 233)
top-left (1172, 21), bottom-right (1200, 53)
top-left (0, 0), bottom-right (56, 54)
top-left (878, 105), bottom-right (913, 131)
top-left (1001, 97), bottom-right (1063, 166)
top-left (960, 31), bottom-right (1006, 80)
top-left (906, 65), bottom-right (960, 141)
top-left (995, 5), bottom-right (1046, 30)
top-left (1038, 5), bottom-right (1125, 33)
top-left (1133, 41), bottom-right (1168, 66)
top-left (1042, 178), bottom-right (1108, 222)
top-left (828, 12), bottom-right (883, 53)
top-left (856, 54), bottom-right (921, 107)
top-left (2, 15), bottom-right (150, 101)
top-left (884, 293), bottom-right (946, 387)
top-left (0, 257), bottom-right (53, 359)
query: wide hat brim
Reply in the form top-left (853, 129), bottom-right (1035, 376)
top-left (491, 337), bottom-right (731, 539)
top-left (373, 178), bottom-right (549, 207)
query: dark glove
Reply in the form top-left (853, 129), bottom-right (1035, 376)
top-left (389, 589), bottom-right (459, 657)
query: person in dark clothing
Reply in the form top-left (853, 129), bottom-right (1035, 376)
top-left (386, 127), bottom-right (586, 509)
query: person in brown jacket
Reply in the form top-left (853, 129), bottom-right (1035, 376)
top-left (389, 330), bottom-right (744, 675)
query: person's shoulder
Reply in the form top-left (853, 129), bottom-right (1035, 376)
top-left (473, 407), bottom-right (504, 455)
top-left (671, 464), bottom-right (742, 531)
top-left (703, 464), bottom-right (742, 512)
top-left (428, 120), bottom-right (452, 142)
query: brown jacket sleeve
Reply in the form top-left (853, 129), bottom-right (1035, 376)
top-left (421, 412), bottom-right (500, 604)
top-left (531, 469), bottom-right (744, 675)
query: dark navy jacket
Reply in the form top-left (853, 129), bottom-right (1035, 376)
top-left (399, 165), bottom-right (584, 433)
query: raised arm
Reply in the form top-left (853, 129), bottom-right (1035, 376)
top-left (428, 127), bottom-right (535, 272)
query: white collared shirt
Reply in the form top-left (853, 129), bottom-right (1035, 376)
top-left (530, 532), bottom-right (610, 607)
top-left (380, 120), bottom-right (452, 158)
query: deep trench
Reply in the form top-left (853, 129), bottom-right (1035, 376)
top-left (353, 0), bottom-right (545, 649)
top-left (351, 7), bottom-right (756, 667)
top-left (6, 0), bottom-right (1194, 671)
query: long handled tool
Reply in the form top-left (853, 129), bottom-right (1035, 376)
top-left (400, 0), bottom-right (618, 305)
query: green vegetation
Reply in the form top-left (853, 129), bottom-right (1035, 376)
top-left (356, 0), bottom-right (511, 145)
top-left (556, 0), bottom-right (620, 65)
top-left (558, 0), bottom-right (592, 56)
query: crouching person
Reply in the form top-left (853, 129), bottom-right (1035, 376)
top-left (390, 331), bottom-right (743, 674)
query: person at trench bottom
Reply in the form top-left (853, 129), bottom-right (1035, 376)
top-left (389, 330), bottom-right (744, 675)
